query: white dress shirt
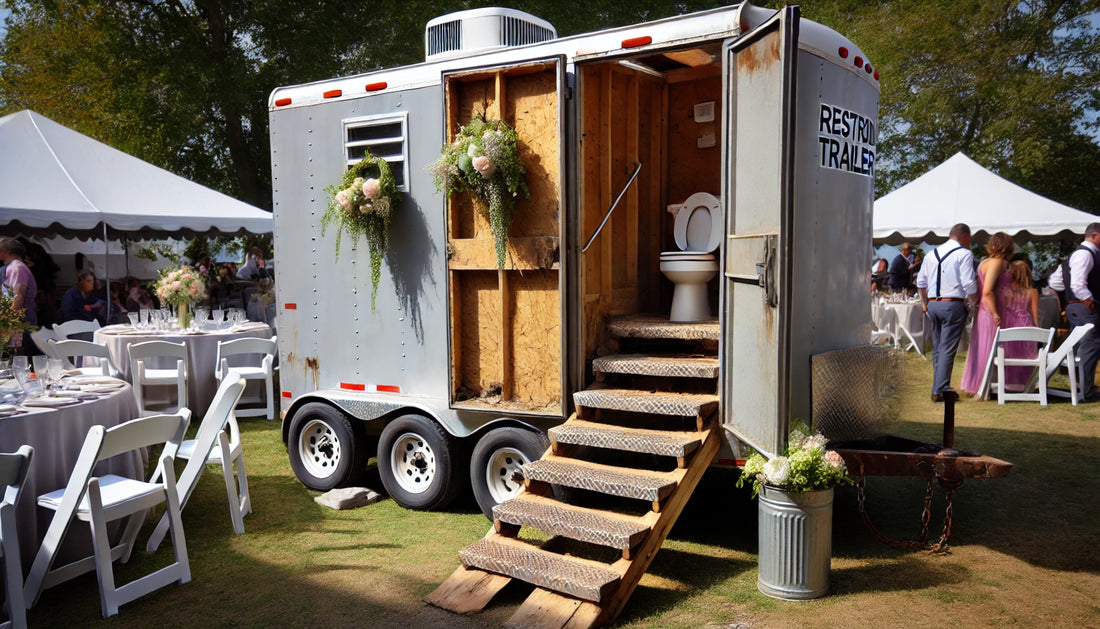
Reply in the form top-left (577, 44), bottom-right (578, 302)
top-left (1047, 240), bottom-right (1099, 301)
top-left (915, 240), bottom-right (977, 298)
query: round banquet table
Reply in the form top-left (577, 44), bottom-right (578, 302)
top-left (95, 322), bottom-right (274, 416)
top-left (0, 379), bottom-right (142, 571)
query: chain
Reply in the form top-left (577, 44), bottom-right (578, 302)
top-left (855, 466), bottom-right (956, 553)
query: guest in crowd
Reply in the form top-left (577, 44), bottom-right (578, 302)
top-left (871, 258), bottom-right (889, 292)
top-left (917, 224), bottom-right (977, 402)
top-left (108, 282), bottom-right (129, 324)
top-left (0, 237), bottom-right (38, 355)
top-left (960, 232), bottom-right (1033, 395)
top-left (1049, 222), bottom-right (1100, 401)
top-left (889, 243), bottom-right (919, 292)
top-left (126, 277), bottom-right (155, 312)
top-left (237, 247), bottom-right (268, 280)
top-left (59, 270), bottom-right (106, 324)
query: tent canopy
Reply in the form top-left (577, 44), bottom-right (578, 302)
top-left (0, 110), bottom-right (272, 240)
top-left (873, 152), bottom-right (1097, 245)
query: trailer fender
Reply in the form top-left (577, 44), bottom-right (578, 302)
top-left (281, 389), bottom-right (445, 445)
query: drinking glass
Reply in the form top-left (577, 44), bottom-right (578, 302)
top-left (127, 311), bottom-right (140, 328)
top-left (32, 355), bottom-right (48, 391)
top-left (47, 358), bottom-right (65, 393)
top-left (12, 356), bottom-right (30, 386)
top-left (140, 307), bottom-right (152, 330)
top-left (212, 308), bottom-right (224, 325)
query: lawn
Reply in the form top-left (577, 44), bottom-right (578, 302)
top-left (23, 350), bottom-right (1100, 628)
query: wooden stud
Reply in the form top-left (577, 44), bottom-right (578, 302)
top-left (625, 73), bottom-right (640, 310)
top-left (506, 588), bottom-right (603, 629)
top-left (424, 565), bottom-right (513, 615)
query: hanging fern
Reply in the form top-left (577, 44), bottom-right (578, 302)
top-left (321, 151), bottom-right (400, 310)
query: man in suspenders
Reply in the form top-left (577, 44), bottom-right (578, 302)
top-left (916, 224), bottom-right (978, 402)
top-left (1051, 223), bottom-right (1100, 401)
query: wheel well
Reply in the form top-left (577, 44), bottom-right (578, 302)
top-left (282, 397), bottom-right (444, 451)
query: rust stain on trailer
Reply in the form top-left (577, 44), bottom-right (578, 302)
top-left (285, 352), bottom-right (321, 390)
top-left (738, 33), bottom-right (781, 75)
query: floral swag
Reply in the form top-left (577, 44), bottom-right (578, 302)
top-left (322, 151), bottom-right (401, 310)
top-left (737, 421), bottom-right (853, 497)
top-left (430, 116), bottom-right (529, 269)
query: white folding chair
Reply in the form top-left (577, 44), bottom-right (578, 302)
top-left (46, 339), bottom-right (121, 377)
top-left (52, 319), bottom-right (102, 340)
top-left (147, 376), bottom-right (248, 552)
top-left (895, 309), bottom-right (927, 358)
top-left (215, 336), bottom-right (278, 420)
top-left (129, 340), bottom-right (188, 416)
top-left (29, 329), bottom-right (59, 358)
top-left (1040, 323), bottom-right (1095, 406)
top-left (978, 327), bottom-right (1055, 405)
top-left (870, 304), bottom-right (897, 346)
top-left (0, 446), bottom-right (33, 629)
top-left (23, 412), bottom-right (191, 618)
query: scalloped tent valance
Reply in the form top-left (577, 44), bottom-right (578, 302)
top-left (0, 110), bottom-right (271, 240)
top-left (873, 152), bottom-right (1096, 245)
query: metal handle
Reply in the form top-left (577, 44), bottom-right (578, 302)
top-left (581, 162), bottom-right (642, 254)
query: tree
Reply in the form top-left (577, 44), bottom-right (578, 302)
top-left (804, 0), bottom-right (1100, 214)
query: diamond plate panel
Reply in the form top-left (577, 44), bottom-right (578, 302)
top-left (459, 538), bottom-right (620, 603)
top-left (550, 420), bottom-right (701, 458)
top-left (524, 458), bottom-right (676, 501)
top-left (573, 388), bottom-right (718, 417)
top-left (493, 494), bottom-right (649, 549)
top-left (607, 315), bottom-right (719, 341)
top-left (592, 354), bottom-right (719, 379)
top-left (811, 344), bottom-right (902, 442)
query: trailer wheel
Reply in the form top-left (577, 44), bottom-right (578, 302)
top-left (470, 427), bottom-right (549, 520)
top-left (288, 403), bottom-right (363, 491)
top-left (378, 414), bottom-right (463, 510)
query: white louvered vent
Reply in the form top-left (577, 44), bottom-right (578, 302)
top-left (425, 8), bottom-right (556, 61)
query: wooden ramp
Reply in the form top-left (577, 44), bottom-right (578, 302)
top-left (427, 316), bottom-right (722, 628)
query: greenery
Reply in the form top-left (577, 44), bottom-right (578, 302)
top-left (322, 152), bottom-right (401, 309)
top-left (737, 420), bottom-right (853, 497)
top-left (430, 116), bottom-right (529, 269)
top-left (0, 293), bottom-right (29, 358)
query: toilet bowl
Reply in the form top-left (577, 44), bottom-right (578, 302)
top-left (660, 192), bottom-right (722, 322)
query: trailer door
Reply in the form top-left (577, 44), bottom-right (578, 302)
top-left (721, 7), bottom-right (799, 458)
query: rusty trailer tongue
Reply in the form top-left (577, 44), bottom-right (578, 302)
top-left (828, 389), bottom-right (1012, 551)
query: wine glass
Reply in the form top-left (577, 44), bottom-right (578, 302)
top-left (47, 358), bottom-right (66, 394)
top-left (127, 311), bottom-right (140, 328)
top-left (32, 355), bottom-right (49, 392)
top-left (12, 356), bottom-right (30, 387)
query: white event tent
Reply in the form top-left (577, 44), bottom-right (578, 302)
top-left (0, 110), bottom-right (272, 240)
top-left (873, 152), bottom-right (1097, 245)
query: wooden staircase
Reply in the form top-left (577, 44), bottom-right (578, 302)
top-left (427, 315), bottom-right (722, 628)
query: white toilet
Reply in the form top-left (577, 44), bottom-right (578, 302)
top-left (660, 192), bottom-right (722, 322)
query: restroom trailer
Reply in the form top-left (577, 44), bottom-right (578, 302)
top-left (268, 3), bottom-right (879, 520)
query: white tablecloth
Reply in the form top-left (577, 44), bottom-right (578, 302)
top-left (0, 380), bottom-right (141, 571)
top-left (95, 322), bottom-right (273, 415)
top-left (872, 300), bottom-right (927, 354)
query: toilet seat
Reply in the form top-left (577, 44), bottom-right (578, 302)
top-left (659, 251), bottom-right (716, 261)
top-left (673, 192), bottom-right (722, 253)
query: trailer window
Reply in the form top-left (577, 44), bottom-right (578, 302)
top-left (344, 113), bottom-right (409, 191)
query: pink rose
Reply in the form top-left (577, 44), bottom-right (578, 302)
top-left (825, 450), bottom-right (846, 468)
top-left (171, 281), bottom-right (181, 290)
top-left (362, 178), bottom-right (381, 200)
top-left (335, 190), bottom-right (351, 210)
top-left (472, 155), bottom-right (496, 179)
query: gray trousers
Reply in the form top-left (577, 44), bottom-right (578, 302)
top-left (1065, 303), bottom-right (1099, 397)
top-left (927, 300), bottom-right (967, 395)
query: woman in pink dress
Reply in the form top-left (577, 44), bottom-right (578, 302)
top-left (960, 232), bottom-right (1014, 395)
top-left (999, 260), bottom-right (1041, 390)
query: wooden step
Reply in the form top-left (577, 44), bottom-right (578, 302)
top-left (459, 535), bottom-right (621, 603)
top-left (607, 314), bottom-right (719, 341)
top-left (592, 354), bottom-right (719, 379)
top-left (573, 387), bottom-right (718, 419)
top-left (493, 493), bottom-right (653, 550)
top-left (523, 455), bottom-right (679, 502)
top-left (550, 419), bottom-right (704, 459)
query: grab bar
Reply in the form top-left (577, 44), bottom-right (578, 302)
top-left (581, 162), bottom-right (642, 254)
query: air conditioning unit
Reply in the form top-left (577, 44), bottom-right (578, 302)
top-left (425, 8), bottom-right (556, 62)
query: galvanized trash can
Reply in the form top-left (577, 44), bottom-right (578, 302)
top-left (757, 485), bottom-right (834, 600)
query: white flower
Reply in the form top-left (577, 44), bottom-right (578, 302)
top-left (825, 450), bottom-right (846, 469)
top-left (472, 155), bottom-right (496, 179)
top-left (803, 434), bottom-right (827, 451)
top-left (466, 142), bottom-right (481, 158)
top-left (763, 456), bottom-right (790, 486)
top-left (362, 178), bottom-right (381, 200)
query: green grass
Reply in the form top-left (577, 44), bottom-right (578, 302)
top-left (22, 349), bottom-right (1100, 627)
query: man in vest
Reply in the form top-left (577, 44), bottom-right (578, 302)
top-left (1052, 223), bottom-right (1100, 401)
top-left (916, 223), bottom-right (978, 402)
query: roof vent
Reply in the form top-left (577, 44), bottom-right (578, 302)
top-left (425, 8), bottom-right (556, 61)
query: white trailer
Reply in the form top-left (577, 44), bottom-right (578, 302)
top-left (267, 3), bottom-right (879, 520)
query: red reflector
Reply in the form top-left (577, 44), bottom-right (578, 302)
top-left (282, 391), bottom-right (292, 398)
top-left (838, 46), bottom-right (849, 59)
top-left (376, 384), bottom-right (400, 393)
top-left (621, 35), bottom-right (652, 48)
top-left (323, 89), bottom-right (342, 99)
top-left (854, 56), bottom-right (863, 68)
top-left (274, 97), bottom-right (292, 107)
top-left (873, 70), bottom-right (880, 81)
top-left (365, 82), bottom-right (387, 92)
top-left (865, 64), bottom-right (873, 74)
top-left (284, 303), bottom-right (297, 310)
top-left (340, 382), bottom-right (366, 391)
top-left (717, 458), bottom-right (736, 467)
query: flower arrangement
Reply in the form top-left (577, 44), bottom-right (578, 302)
top-left (430, 115), bottom-right (529, 269)
top-left (321, 151), bottom-right (400, 310)
top-left (155, 265), bottom-right (207, 306)
top-left (0, 293), bottom-right (29, 356)
top-left (737, 421), bottom-right (853, 497)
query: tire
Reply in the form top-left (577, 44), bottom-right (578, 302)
top-left (288, 403), bottom-right (365, 491)
top-left (470, 426), bottom-right (550, 520)
top-left (377, 414), bottom-right (464, 510)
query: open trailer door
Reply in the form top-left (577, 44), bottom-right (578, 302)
top-left (721, 7), bottom-right (799, 458)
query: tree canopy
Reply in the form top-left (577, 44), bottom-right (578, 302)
top-left (1, 0), bottom-right (1097, 216)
